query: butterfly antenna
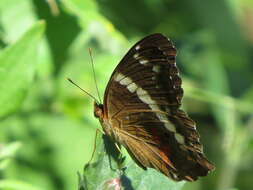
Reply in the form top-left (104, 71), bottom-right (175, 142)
top-left (89, 48), bottom-right (102, 104)
top-left (67, 78), bottom-right (99, 104)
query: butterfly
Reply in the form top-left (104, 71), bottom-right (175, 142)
top-left (93, 33), bottom-right (215, 181)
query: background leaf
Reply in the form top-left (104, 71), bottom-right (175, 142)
top-left (0, 21), bottom-right (45, 118)
top-left (0, 179), bottom-right (43, 190)
top-left (0, 142), bottom-right (22, 170)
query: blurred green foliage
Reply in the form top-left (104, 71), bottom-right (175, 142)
top-left (0, 0), bottom-right (253, 190)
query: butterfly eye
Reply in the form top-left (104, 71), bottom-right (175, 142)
top-left (94, 102), bottom-right (103, 119)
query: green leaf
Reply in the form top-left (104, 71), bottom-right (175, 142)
top-left (0, 141), bottom-right (22, 160)
top-left (0, 141), bottom-right (22, 170)
top-left (61, 0), bottom-right (127, 54)
top-left (0, 21), bottom-right (45, 118)
top-left (79, 134), bottom-right (184, 190)
top-left (0, 179), bottom-right (43, 190)
top-left (124, 164), bottom-right (184, 190)
top-left (0, 0), bottom-right (37, 43)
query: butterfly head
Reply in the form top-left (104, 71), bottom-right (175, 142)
top-left (94, 102), bottom-right (104, 121)
top-left (94, 102), bottom-right (114, 137)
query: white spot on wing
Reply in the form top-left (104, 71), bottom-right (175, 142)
top-left (135, 45), bottom-right (141, 50)
top-left (127, 83), bottom-right (138, 93)
top-left (152, 65), bottom-right (160, 73)
top-left (136, 88), bottom-right (148, 96)
top-left (139, 59), bottom-right (148, 65)
top-left (175, 133), bottom-right (185, 144)
top-left (165, 123), bottom-right (176, 132)
top-left (157, 113), bottom-right (176, 133)
top-left (120, 77), bottom-right (132, 86)
top-left (133, 53), bottom-right (139, 59)
top-left (137, 90), bottom-right (155, 105)
top-left (150, 104), bottom-right (160, 111)
top-left (114, 73), bottom-right (124, 82)
top-left (156, 113), bottom-right (167, 121)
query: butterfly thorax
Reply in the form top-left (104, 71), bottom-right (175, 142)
top-left (94, 102), bottom-right (115, 138)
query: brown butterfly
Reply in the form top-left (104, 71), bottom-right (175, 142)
top-left (92, 33), bottom-right (215, 181)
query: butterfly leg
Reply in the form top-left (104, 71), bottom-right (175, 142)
top-left (114, 143), bottom-right (127, 176)
top-left (87, 128), bottom-right (103, 164)
top-left (114, 142), bottom-right (122, 153)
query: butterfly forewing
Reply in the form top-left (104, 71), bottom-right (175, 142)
top-left (98, 33), bottom-right (214, 181)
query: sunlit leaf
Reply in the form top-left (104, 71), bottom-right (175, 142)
top-left (0, 0), bottom-right (36, 43)
top-left (0, 21), bottom-right (45, 118)
top-left (0, 179), bottom-right (43, 190)
top-left (61, 0), bottom-right (127, 54)
top-left (0, 141), bottom-right (22, 169)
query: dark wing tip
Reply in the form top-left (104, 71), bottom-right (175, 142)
top-left (183, 157), bottom-right (215, 182)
